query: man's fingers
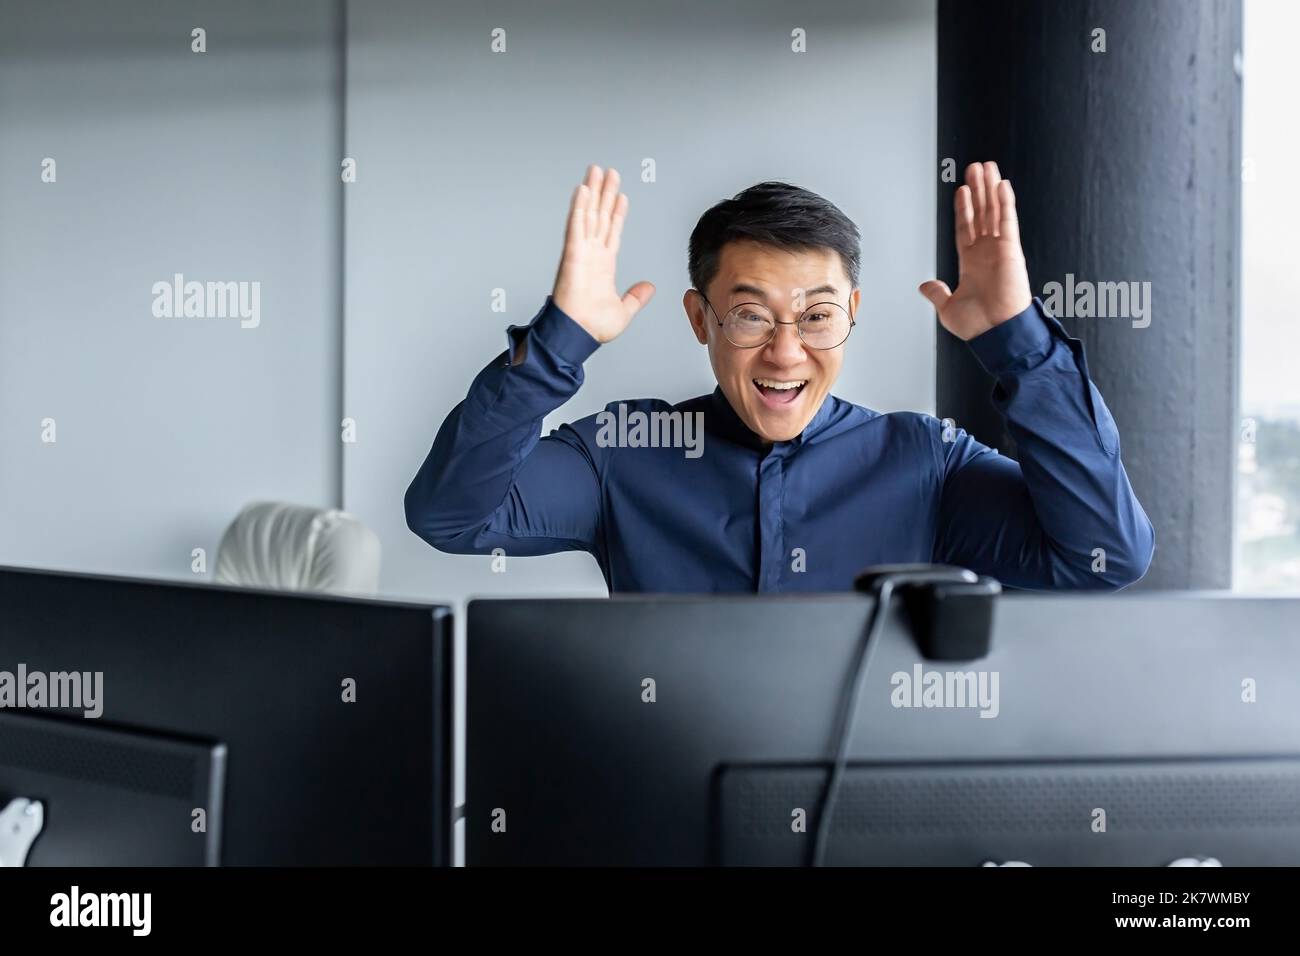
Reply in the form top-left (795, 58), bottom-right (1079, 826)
top-left (607, 192), bottom-right (629, 255)
top-left (965, 163), bottom-right (987, 236)
top-left (954, 185), bottom-right (976, 248)
top-left (918, 279), bottom-right (952, 311)
top-left (622, 280), bottom-right (656, 318)
top-left (998, 179), bottom-right (1021, 246)
top-left (568, 183), bottom-right (590, 243)
top-left (596, 167), bottom-right (621, 243)
top-left (984, 162), bottom-right (1002, 237)
top-left (583, 165), bottom-right (602, 239)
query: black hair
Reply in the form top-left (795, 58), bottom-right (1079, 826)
top-left (687, 181), bottom-right (861, 298)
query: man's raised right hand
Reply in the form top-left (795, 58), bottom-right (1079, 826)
top-left (551, 165), bottom-right (655, 344)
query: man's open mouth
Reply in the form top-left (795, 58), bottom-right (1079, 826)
top-left (752, 377), bottom-right (807, 407)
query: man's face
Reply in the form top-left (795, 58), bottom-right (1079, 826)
top-left (685, 240), bottom-right (861, 443)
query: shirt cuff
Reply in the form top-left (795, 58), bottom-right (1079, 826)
top-left (506, 295), bottom-right (601, 367)
top-left (965, 296), bottom-right (1058, 378)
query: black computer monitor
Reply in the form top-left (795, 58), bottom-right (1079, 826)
top-left (467, 592), bottom-right (1300, 865)
top-left (0, 711), bottom-right (226, 865)
top-left (0, 565), bottom-right (453, 865)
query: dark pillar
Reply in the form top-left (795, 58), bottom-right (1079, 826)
top-left (936, 0), bottom-right (1242, 589)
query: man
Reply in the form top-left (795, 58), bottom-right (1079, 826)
top-left (405, 163), bottom-right (1154, 592)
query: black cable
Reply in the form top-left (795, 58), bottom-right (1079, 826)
top-left (812, 566), bottom-right (981, 866)
top-left (810, 577), bottom-right (896, 867)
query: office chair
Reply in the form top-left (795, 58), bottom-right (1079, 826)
top-left (214, 501), bottom-right (381, 596)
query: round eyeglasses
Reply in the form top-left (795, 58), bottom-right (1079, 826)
top-left (694, 291), bottom-right (856, 350)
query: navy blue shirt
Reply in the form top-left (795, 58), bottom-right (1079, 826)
top-left (405, 296), bottom-right (1155, 592)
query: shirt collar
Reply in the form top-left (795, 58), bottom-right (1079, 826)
top-left (707, 385), bottom-right (837, 453)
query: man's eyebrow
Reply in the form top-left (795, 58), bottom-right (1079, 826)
top-left (728, 283), bottom-right (839, 299)
top-left (802, 284), bottom-right (839, 297)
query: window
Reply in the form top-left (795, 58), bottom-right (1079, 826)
top-left (1236, 0), bottom-right (1300, 590)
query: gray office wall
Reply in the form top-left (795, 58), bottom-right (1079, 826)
top-left (0, 0), bottom-right (342, 578)
top-left (345, 0), bottom-right (939, 604)
top-left (0, 0), bottom-right (936, 598)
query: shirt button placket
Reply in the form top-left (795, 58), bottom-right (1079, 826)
top-left (756, 449), bottom-right (787, 592)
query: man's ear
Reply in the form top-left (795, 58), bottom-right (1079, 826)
top-left (684, 289), bottom-right (709, 345)
top-left (850, 286), bottom-right (861, 319)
